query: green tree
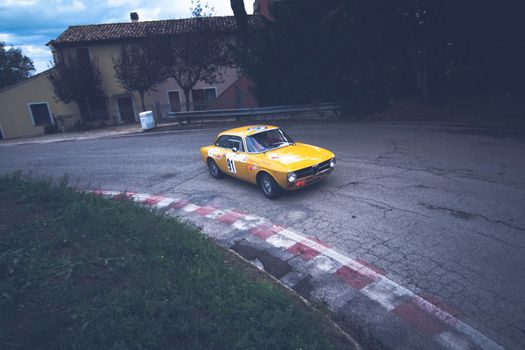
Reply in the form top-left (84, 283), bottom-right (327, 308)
top-left (234, 0), bottom-right (525, 110)
top-left (0, 42), bottom-right (35, 89)
top-left (49, 55), bottom-right (107, 123)
top-left (233, 1), bottom-right (347, 106)
top-left (113, 44), bottom-right (164, 111)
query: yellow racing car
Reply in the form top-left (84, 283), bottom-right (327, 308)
top-left (200, 125), bottom-right (335, 198)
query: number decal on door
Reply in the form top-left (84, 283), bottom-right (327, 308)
top-left (227, 158), bottom-right (237, 173)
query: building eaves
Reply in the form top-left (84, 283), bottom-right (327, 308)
top-left (48, 15), bottom-right (266, 47)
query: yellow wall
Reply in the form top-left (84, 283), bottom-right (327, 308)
top-left (0, 71), bottom-right (80, 139)
top-left (61, 44), bottom-right (131, 123)
top-left (0, 37), bottom-right (257, 139)
top-left (61, 42), bottom-right (249, 120)
top-left (147, 66), bottom-right (247, 115)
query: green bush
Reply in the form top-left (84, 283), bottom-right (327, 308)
top-left (43, 123), bottom-right (59, 134)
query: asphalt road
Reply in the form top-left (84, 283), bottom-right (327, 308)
top-left (1, 122), bottom-right (524, 349)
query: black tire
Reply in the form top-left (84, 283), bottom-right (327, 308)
top-left (207, 158), bottom-right (223, 179)
top-left (259, 173), bottom-right (281, 199)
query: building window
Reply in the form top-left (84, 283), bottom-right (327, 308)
top-left (28, 103), bottom-right (53, 126)
top-left (191, 87), bottom-right (216, 111)
top-left (168, 91), bottom-right (181, 112)
top-left (76, 47), bottom-right (91, 65)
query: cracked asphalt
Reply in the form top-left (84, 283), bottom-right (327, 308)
top-left (1, 121), bottom-right (524, 349)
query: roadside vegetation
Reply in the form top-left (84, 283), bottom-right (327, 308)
top-left (231, 1), bottom-right (524, 115)
top-left (0, 42), bottom-right (34, 90)
top-left (0, 174), bottom-right (348, 349)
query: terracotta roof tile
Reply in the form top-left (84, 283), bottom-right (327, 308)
top-left (51, 15), bottom-right (265, 46)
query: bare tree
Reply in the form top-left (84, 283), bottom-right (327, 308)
top-left (154, 1), bottom-right (229, 111)
top-left (49, 55), bottom-right (107, 123)
top-left (113, 44), bottom-right (164, 111)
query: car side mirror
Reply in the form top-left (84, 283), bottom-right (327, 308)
top-left (232, 147), bottom-right (238, 153)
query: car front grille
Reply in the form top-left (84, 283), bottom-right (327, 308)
top-left (295, 159), bottom-right (331, 179)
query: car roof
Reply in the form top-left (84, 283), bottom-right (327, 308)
top-left (217, 125), bottom-right (279, 138)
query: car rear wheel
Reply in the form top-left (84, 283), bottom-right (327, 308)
top-left (207, 158), bottom-right (223, 179)
top-left (259, 173), bottom-right (281, 199)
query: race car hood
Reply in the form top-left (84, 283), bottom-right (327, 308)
top-left (264, 142), bottom-right (334, 171)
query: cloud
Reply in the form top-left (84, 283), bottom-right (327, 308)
top-left (1, 0), bottom-right (38, 7)
top-left (20, 45), bottom-right (50, 57)
top-left (133, 7), bottom-right (164, 21)
top-left (0, 33), bottom-right (13, 42)
top-left (105, 0), bottom-right (140, 8)
top-left (19, 45), bottom-right (53, 72)
top-left (56, 0), bottom-right (86, 13)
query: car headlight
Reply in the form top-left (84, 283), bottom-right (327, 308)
top-left (287, 172), bottom-right (297, 183)
top-left (330, 158), bottom-right (336, 168)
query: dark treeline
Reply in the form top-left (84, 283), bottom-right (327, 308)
top-left (234, 0), bottom-right (525, 111)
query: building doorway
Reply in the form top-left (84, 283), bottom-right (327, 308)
top-left (117, 96), bottom-right (135, 122)
top-left (168, 90), bottom-right (182, 112)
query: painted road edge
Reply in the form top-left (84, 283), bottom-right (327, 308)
top-left (91, 189), bottom-right (505, 350)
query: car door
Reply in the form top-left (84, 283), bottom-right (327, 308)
top-left (210, 135), bottom-right (230, 173)
top-left (223, 136), bottom-right (248, 180)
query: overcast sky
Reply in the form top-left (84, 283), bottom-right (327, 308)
top-left (0, 0), bottom-right (253, 73)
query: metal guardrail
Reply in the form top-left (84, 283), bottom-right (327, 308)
top-left (165, 103), bottom-right (340, 123)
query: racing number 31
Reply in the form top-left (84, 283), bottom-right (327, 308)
top-left (227, 158), bottom-right (236, 173)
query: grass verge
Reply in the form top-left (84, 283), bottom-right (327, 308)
top-left (0, 175), bottom-right (349, 350)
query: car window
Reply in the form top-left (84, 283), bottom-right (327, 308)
top-left (215, 135), bottom-right (230, 148)
top-left (215, 135), bottom-right (244, 152)
top-left (246, 129), bottom-right (293, 153)
top-left (227, 136), bottom-right (244, 152)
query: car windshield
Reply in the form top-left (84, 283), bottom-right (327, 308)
top-left (245, 128), bottom-right (294, 153)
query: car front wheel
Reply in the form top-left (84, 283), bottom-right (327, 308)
top-left (208, 158), bottom-right (223, 179)
top-left (260, 173), bottom-right (281, 199)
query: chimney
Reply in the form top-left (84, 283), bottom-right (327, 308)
top-left (130, 12), bottom-right (139, 22)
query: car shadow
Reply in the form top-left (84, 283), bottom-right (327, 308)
top-left (218, 174), bottom-right (331, 201)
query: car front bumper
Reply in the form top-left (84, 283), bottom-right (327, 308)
top-left (284, 168), bottom-right (333, 191)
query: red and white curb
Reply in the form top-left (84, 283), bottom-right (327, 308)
top-left (92, 189), bottom-right (504, 350)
